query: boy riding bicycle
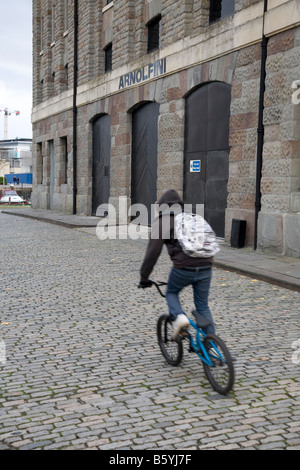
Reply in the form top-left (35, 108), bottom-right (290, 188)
top-left (139, 189), bottom-right (216, 340)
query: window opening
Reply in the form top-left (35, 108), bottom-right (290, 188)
top-left (147, 15), bottom-right (161, 53)
top-left (61, 137), bottom-right (68, 184)
top-left (64, 0), bottom-right (69, 32)
top-left (209, 0), bottom-right (234, 24)
top-left (105, 43), bottom-right (112, 72)
top-left (51, 4), bottom-right (55, 42)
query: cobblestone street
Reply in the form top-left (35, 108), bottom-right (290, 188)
top-left (0, 213), bottom-right (299, 450)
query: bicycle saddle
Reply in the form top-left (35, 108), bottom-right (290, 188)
top-left (191, 310), bottom-right (212, 328)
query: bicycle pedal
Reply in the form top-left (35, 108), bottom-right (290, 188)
top-left (180, 330), bottom-right (189, 338)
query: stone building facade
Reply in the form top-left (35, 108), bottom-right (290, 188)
top-left (32, 0), bottom-right (300, 257)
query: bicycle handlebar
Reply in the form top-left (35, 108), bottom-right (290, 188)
top-left (138, 280), bottom-right (167, 298)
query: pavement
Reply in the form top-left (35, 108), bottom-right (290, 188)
top-left (2, 207), bottom-right (300, 293)
top-left (0, 208), bottom-right (299, 451)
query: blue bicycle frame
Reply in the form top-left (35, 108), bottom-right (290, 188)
top-left (143, 280), bottom-right (226, 368)
top-left (185, 318), bottom-right (224, 367)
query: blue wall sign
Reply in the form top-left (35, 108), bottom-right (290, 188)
top-left (190, 160), bottom-right (201, 172)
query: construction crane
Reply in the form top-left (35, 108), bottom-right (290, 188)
top-left (0, 108), bottom-right (20, 140)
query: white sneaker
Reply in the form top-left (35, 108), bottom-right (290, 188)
top-left (172, 314), bottom-right (190, 340)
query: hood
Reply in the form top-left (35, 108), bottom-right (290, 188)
top-left (157, 189), bottom-right (183, 207)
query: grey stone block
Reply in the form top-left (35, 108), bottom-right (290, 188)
top-left (257, 212), bottom-right (284, 254)
top-left (290, 192), bottom-right (300, 213)
top-left (284, 213), bottom-right (300, 257)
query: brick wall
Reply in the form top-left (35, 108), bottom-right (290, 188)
top-left (32, 1), bottom-right (300, 257)
top-left (258, 27), bottom-right (300, 256)
top-left (226, 43), bottom-right (261, 243)
top-left (262, 28), bottom-right (300, 214)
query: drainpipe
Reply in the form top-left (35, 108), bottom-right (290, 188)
top-left (73, 0), bottom-right (78, 214)
top-left (254, 0), bottom-right (268, 250)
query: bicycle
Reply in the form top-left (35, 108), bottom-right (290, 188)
top-left (139, 280), bottom-right (235, 395)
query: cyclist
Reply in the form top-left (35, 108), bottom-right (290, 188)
top-left (139, 189), bottom-right (216, 340)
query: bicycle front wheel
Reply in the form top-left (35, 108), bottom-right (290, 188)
top-left (202, 333), bottom-right (234, 395)
top-left (157, 314), bottom-right (183, 366)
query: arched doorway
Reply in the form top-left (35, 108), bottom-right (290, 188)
top-left (92, 114), bottom-right (111, 216)
top-left (131, 102), bottom-right (160, 225)
top-left (183, 82), bottom-right (231, 237)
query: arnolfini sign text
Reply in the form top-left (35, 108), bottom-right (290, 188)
top-left (118, 58), bottom-right (166, 90)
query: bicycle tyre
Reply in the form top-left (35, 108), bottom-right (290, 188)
top-left (202, 333), bottom-right (234, 395)
top-left (157, 314), bottom-right (183, 366)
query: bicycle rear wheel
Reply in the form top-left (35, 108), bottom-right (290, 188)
top-left (202, 333), bottom-right (234, 395)
top-left (157, 314), bottom-right (183, 366)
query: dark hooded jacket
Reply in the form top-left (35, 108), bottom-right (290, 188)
top-left (140, 189), bottom-right (212, 282)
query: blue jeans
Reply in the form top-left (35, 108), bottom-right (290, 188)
top-left (165, 266), bottom-right (215, 335)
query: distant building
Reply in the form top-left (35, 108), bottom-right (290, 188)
top-left (0, 138), bottom-right (32, 177)
top-left (32, 0), bottom-right (300, 258)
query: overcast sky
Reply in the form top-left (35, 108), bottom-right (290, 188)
top-left (0, 0), bottom-right (32, 140)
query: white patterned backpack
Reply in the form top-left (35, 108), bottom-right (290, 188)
top-left (174, 212), bottom-right (220, 258)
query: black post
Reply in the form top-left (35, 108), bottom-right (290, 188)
top-left (73, 0), bottom-right (78, 215)
top-left (254, 0), bottom-right (268, 250)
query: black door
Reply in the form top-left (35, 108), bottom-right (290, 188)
top-left (131, 102), bottom-right (159, 225)
top-left (183, 82), bottom-right (231, 237)
top-left (92, 115), bottom-right (111, 216)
